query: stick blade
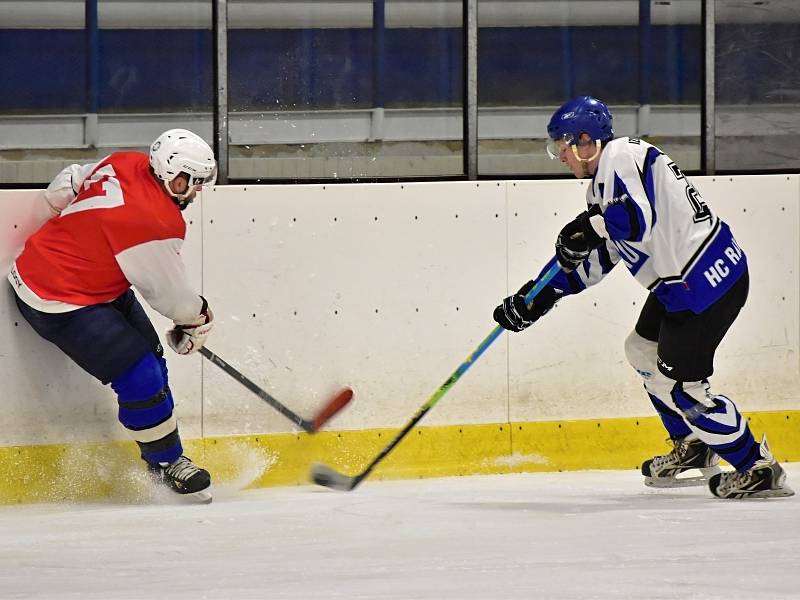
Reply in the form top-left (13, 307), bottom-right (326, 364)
top-left (310, 463), bottom-right (358, 492)
top-left (311, 387), bottom-right (353, 432)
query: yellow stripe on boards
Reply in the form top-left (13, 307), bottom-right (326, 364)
top-left (0, 411), bottom-right (797, 504)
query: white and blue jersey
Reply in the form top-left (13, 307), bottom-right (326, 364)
top-left (545, 137), bottom-right (747, 314)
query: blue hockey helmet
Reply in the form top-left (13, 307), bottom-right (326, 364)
top-left (546, 96), bottom-right (613, 159)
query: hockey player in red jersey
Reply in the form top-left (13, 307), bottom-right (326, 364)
top-left (493, 97), bottom-right (792, 500)
top-left (8, 129), bottom-right (217, 503)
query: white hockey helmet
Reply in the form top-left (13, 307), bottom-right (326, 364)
top-left (149, 129), bottom-right (217, 208)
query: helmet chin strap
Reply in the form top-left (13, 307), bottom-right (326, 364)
top-left (570, 140), bottom-right (602, 178)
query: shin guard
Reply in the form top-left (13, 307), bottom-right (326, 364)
top-left (670, 382), bottom-right (759, 471)
top-left (111, 352), bottom-right (183, 465)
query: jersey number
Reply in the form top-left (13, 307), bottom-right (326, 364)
top-left (60, 164), bottom-right (125, 217)
top-left (668, 162), bottom-right (711, 223)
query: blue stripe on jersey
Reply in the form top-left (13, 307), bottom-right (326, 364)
top-left (641, 147), bottom-right (661, 228)
top-left (596, 244), bottom-right (616, 275)
top-left (613, 239), bottom-right (649, 277)
top-left (604, 173), bottom-right (647, 242)
top-left (652, 222), bottom-right (747, 313)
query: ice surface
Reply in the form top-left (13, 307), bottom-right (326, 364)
top-left (1, 466), bottom-right (798, 600)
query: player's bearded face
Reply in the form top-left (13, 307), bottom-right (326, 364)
top-left (169, 173), bottom-right (201, 204)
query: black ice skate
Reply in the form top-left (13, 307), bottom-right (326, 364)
top-left (148, 455), bottom-right (212, 504)
top-left (709, 435), bottom-right (795, 499)
top-left (641, 436), bottom-right (720, 488)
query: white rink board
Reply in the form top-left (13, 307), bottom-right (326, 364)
top-left (0, 176), bottom-right (798, 446)
top-left (201, 181), bottom-right (508, 435)
top-left (0, 191), bottom-right (118, 445)
top-left (506, 180), bottom-right (647, 422)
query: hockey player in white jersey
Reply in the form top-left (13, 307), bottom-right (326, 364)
top-left (493, 96), bottom-right (792, 499)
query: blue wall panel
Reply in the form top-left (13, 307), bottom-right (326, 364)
top-left (384, 29), bottom-right (462, 107)
top-left (99, 30), bottom-right (213, 111)
top-left (229, 29), bottom-right (373, 109)
top-left (478, 26), bottom-right (701, 105)
top-left (0, 30), bottom-right (86, 111)
top-left (1, 24), bottom-right (792, 113)
top-left (229, 29), bottom-right (463, 109)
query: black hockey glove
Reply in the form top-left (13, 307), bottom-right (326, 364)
top-left (555, 207), bottom-right (604, 273)
top-left (493, 280), bottom-right (563, 332)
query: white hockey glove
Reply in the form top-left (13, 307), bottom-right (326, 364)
top-left (43, 166), bottom-right (79, 217)
top-left (167, 297), bottom-right (214, 355)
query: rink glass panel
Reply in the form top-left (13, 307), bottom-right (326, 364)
top-left (0, 1), bottom-right (214, 183)
top-left (225, 0), bottom-right (465, 180)
top-left (476, 0), bottom-right (703, 176)
top-left (1, 1), bottom-right (799, 183)
top-left (714, 0), bottom-right (800, 172)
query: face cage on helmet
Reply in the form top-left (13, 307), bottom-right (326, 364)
top-left (546, 133), bottom-right (576, 159)
top-left (164, 164), bottom-right (218, 204)
top-left (545, 134), bottom-right (602, 162)
top-left (183, 163), bottom-right (217, 189)
top-left (162, 166), bottom-right (217, 211)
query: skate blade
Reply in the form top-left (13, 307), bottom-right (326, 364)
top-left (645, 476), bottom-right (707, 488)
top-left (187, 489), bottom-right (213, 504)
top-left (645, 466), bottom-right (721, 489)
top-left (171, 489), bottom-right (213, 505)
top-left (732, 485), bottom-right (796, 499)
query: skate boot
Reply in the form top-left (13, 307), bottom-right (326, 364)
top-left (148, 455), bottom-right (212, 504)
top-left (709, 435), bottom-right (795, 499)
top-left (641, 436), bottom-right (720, 488)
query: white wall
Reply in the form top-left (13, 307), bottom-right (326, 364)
top-left (1, 176), bottom-right (798, 447)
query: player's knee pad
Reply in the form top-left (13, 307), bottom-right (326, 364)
top-left (624, 331), bottom-right (673, 395)
top-left (624, 330), bottom-right (658, 379)
top-left (625, 330), bottom-right (692, 437)
top-left (110, 352), bottom-right (182, 464)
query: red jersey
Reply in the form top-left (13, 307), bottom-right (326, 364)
top-left (9, 152), bottom-right (202, 324)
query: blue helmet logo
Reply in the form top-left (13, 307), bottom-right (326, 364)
top-left (547, 96), bottom-right (614, 143)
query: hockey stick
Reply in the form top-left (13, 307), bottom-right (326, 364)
top-left (199, 346), bottom-right (353, 433)
top-left (311, 260), bottom-right (563, 491)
